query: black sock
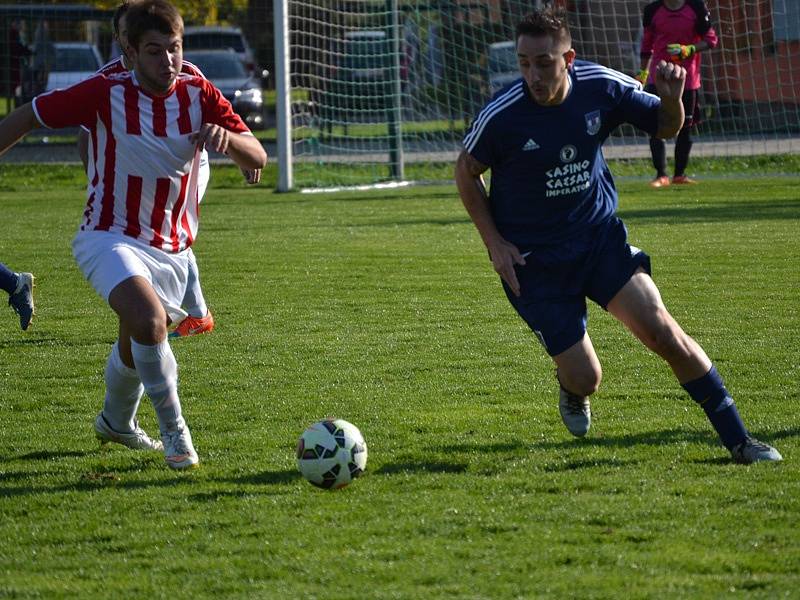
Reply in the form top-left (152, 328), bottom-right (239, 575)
top-left (674, 128), bottom-right (693, 177)
top-left (649, 137), bottom-right (667, 177)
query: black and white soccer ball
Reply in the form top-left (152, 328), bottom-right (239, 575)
top-left (296, 419), bottom-right (367, 489)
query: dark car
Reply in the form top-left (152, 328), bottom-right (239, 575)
top-left (322, 30), bottom-right (395, 121)
top-left (184, 49), bottom-right (265, 129)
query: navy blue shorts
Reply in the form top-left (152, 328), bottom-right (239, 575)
top-left (502, 217), bottom-right (651, 356)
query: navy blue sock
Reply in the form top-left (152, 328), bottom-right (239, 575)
top-left (0, 263), bottom-right (19, 295)
top-left (682, 365), bottom-right (749, 450)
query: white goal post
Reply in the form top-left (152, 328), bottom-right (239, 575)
top-left (274, 0), bottom-right (800, 191)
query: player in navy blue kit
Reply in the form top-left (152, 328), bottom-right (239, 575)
top-left (455, 7), bottom-right (780, 464)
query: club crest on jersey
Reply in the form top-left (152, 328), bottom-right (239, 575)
top-left (585, 110), bottom-right (601, 135)
top-left (559, 145), bottom-right (577, 163)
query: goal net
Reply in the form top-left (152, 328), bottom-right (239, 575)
top-left (277, 0), bottom-right (800, 190)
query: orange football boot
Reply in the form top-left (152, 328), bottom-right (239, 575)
top-left (649, 175), bottom-right (670, 188)
top-left (170, 312), bottom-right (215, 338)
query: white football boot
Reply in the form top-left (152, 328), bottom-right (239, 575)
top-left (95, 412), bottom-right (164, 451)
top-left (730, 437), bottom-right (782, 464)
top-left (161, 417), bottom-right (199, 470)
top-left (558, 385), bottom-right (591, 437)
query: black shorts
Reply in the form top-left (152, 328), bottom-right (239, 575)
top-left (646, 84), bottom-right (701, 128)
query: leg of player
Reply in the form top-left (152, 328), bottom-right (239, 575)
top-left (0, 262), bottom-right (35, 330)
top-left (607, 269), bottom-right (781, 464)
top-left (93, 320), bottom-right (161, 452)
top-left (672, 90), bottom-right (698, 184)
top-left (170, 248), bottom-right (214, 338)
top-left (648, 137), bottom-right (670, 188)
top-left (109, 276), bottom-right (198, 469)
top-left (552, 334), bottom-right (601, 437)
top-left (672, 127), bottom-right (696, 184)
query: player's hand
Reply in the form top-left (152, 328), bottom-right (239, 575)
top-left (653, 60), bottom-right (686, 102)
top-left (189, 124), bottom-right (230, 154)
top-left (487, 238), bottom-right (526, 297)
top-left (666, 43), bottom-right (696, 61)
top-left (241, 167), bottom-right (261, 184)
top-left (634, 69), bottom-right (649, 86)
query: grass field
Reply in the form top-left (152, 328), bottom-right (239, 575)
top-left (0, 162), bottom-right (798, 598)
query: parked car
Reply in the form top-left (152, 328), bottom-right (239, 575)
top-left (183, 26), bottom-right (259, 75)
top-left (322, 30), bottom-right (396, 120)
top-left (184, 49), bottom-right (264, 128)
top-left (44, 42), bottom-right (103, 92)
top-left (487, 40), bottom-right (519, 95)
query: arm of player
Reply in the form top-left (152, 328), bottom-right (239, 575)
top-left (0, 103), bottom-right (41, 158)
top-left (652, 60), bottom-right (686, 139)
top-left (241, 167), bottom-right (261, 184)
top-left (455, 150), bottom-right (526, 297)
top-left (189, 124), bottom-right (267, 170)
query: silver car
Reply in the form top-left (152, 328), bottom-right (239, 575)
top-left (44, 42), bottom-right (103, 91)
top-left (183, 26), bottom-right (259, 76)
top-left (184, 49), bottom-right (264, 128)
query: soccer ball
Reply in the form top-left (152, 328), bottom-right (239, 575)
top-left (296, 419), bottom-right (368, 489)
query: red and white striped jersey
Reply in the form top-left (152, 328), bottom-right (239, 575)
top-left (33, 71), bottom-right (251, 252)
top-left (87, 57), bottom-right (212, 201)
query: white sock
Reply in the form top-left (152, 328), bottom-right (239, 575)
top-left (103, 342), bottom-right (144, 432)
top-left (130, 338), bottom-right (183, 433)
top-left (183, 251), bottom-right (208, 318)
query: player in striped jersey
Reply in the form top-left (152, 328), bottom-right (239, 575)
top-left (0, 0), bottom-right (267, 469)
top-left (455, 7), bottom-right (780, 464)
top-left (77, 2), bottom-right (261, 338)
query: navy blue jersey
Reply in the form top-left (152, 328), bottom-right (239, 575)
top-left (462, 60), bottom-right (661, 249)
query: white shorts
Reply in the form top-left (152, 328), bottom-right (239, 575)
top-left (72, 230), bottom-right (189, 323)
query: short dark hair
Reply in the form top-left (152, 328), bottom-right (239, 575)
top-left (125, 0), bottom-right (183, 50)
top-left (516, 6), bottom-right (572, 47)
top-left (112, 1), bottom-right (131, 37)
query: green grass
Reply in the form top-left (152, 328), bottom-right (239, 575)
top-left (0, 163), bottom-right (799, 598)
top-left (2, 155), bottom-right (797, 193)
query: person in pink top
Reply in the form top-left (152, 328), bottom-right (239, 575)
top-left (637, 0), bottom-right (718, 187)
top-left (0, 0), bottom-right (267, 470)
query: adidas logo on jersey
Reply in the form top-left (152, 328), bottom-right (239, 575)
top-left (522, 138), bottom-right (540, 151)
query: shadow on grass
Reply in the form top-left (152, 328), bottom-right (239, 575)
top-left (1, 426), bottom-right (793, 498)
top-left (0, 449), bottom-right (94, 463)
top-left (0, 337), bottom-right (63, 349)
top-left (532, 426), bottom-right (797, 453)
top-left (414, 426), bottom-right (796, 470)
top-left (375, 461), bottom-right (469, 475)
top-left (0, 335), bottom-right (116, 349)
top-left (338, 216), bottom-right (472, 229)
top-left (530, 427), bottom-right (720, 452)
top-left (178, 470), bottom-right (302, 501)
top-left (541, 457), bottom-right (640, 472)
top-left (0, 470), bottom-right (192, 498)
top-left (221, 469), bottom-right (301, 486)
top-left (618, 199), bottom-right (799, 224)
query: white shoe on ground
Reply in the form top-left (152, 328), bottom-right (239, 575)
top-left (730, 437), bottom-right (782, 464)
top-left (559, 386), bottom-right (591, 437)
top-left (162, 418), bottom-right (199, 470)
top-left (94, 412), bottom-right (164, 451)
